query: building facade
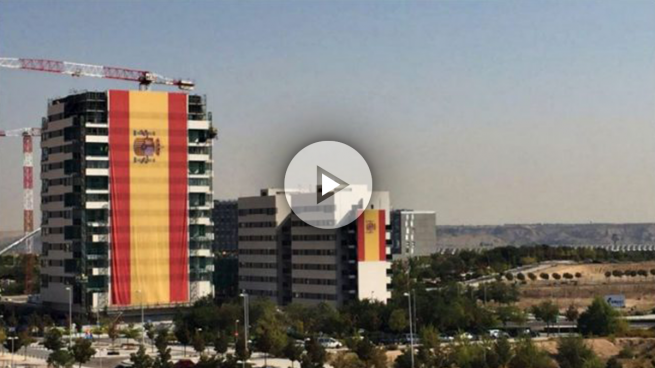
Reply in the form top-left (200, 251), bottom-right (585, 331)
top-left (238, 189), bottom-right (391, 307)
top-left (40, 91), bottom-right (214, 317)
top-left (391, 210), bottom-right (437, 259)
top-left (212, 199), bottom-right (238, 254)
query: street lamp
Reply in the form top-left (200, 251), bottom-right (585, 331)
top-left (66, 286), bottom-right (73, 347)
top-left (137, 290), bottom-right (145, 346)
top-left (239, 292), bottom-right (249, 368)
top-left (404, 292), bottom-right (415, 368)
top-left (8, 334), bottom-right (17, 368)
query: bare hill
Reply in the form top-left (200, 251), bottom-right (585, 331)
top-left (437, 223), bottom-right (655, 248)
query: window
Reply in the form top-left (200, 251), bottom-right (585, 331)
top-left (86, 176), bottom-right (108, 190)
top-left (189, 162), bottom-right (206, 175)
top-left (86, 143), bottom-right (108, 157)
top-left (190, 193), bottom-right (206, 207)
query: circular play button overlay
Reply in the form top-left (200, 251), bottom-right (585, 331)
top-left (284, 141), bottom-right (373, 229)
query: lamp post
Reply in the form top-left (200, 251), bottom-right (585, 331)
top-left (404, 292), bottom-right (415, 368)
top-left (66, 286), bottom-right (73, 347)
top-left (137, 290), bottom-right (145, 346)
top-left (239, 292), bottom-right (249, 368)
top-left (8, 335), bottom-right (17, 368)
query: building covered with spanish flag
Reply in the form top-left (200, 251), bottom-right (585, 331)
top-left (40, 91), bottom-right (214, 317)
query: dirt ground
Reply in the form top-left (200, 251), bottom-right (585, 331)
top-left (514, 262), bottom-right (655, 312)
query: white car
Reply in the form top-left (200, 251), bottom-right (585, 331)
top-left (317, 337), bottom-right (343, 349)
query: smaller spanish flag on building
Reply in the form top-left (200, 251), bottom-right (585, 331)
top-left (357, 210), bottom-right (386, 262)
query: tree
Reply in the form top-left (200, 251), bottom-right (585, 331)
top-left (255, 313), bottom-right (287, 366)
top-left (44, 328), bottom-right (65, 351)
top-left (283, 339), bottom-right (303, 368)
top-left (531, 301), bottom-right (559, 334)
top-left (492, 336), bottom-right (513, 368)
top-left (578, 297), bottom-right (623, 336)
top-left (234, 336), bottom-right (250, 364)
top-left (575, 272), bottom-right (582, 279)
top-left (552, 273), bottom-right (561, 281)
top-left (153, 328), bottom-right (173, 368)
top-left (556, 336), bottom-right (599, 368)
top-left (107, 319), bottom-right (120, 351)
top-left (497, 305), bottom-right (526, 327)
top-left (604, 271), bottom-right (611, 280)
top-left (213, 333), bottom-right (229, 356)
top-left (565, 305), bottom-right (579, 323)
top-left (48, 349), bottom-right (75, 368)
top-left (69, 338), bottom-right (96, 368)
top-left (389, 309), bottom-right (408, 333)
top-left (4, 333), bottom-right (23, 353)
top-left (174, 322), bottom-right (191, 356)
top-left (332, 352), bottom-right (366, 368)
top-left (192, 331), bottom-right (205, 355)
top-left (0, 328), bottom-right (6, 355)
top-left (352, 338), bottom-right (387, 368)
top-left (19, 331), bottom-right (35, 358)
top-left (528, 273), bottom-right (537, 281)
top-left (509, 337), bottom-right (554, 368)
top-left (144, 322), bottom-right (156, 351)
top-left (130, 345), bottom-right (154, 368)
top-left (540, 273), bottom-right (549, 281)
top-left (302, 337), bottom-right (326, 368)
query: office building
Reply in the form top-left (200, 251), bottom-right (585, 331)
top-left (391, 210), bottom-right (437, 259)
top-left (40, 91), bottom-right (214, 317)
top-left (212, 199), bottom-right (239, 254)
top-left (238, 189), bottom-right (391, 307)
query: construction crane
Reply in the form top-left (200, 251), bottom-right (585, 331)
top-left (0, 57), bottom-right (194, 294)
top-left (0, 57), bottom-right (194, 90)
top-left (0, 127), bottom-right (41, 294)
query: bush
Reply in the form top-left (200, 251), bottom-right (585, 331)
top-left (575, 272), bottom-right (582, 278)
top-left (540, 273), bottom-right (550, 280)
top-left (552, 273), bottom-right (562, 280)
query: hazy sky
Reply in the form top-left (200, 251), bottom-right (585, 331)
top-left (1, 0), bottom-right (655, 231)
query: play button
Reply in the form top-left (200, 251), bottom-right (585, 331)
top-left (317, 166), bottom-right (349, 204)
top-left (284, 141), bottom-right (373, 229)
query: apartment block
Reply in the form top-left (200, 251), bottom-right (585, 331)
top-left (40, 91), bottom-right (214, 317)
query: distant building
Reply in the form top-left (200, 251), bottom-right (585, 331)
top-left (391, 210), bottom-right (437, 259)
top-left (40, 91), bottom-right (214, 318)
top-left (212, 200), bottom-right (238, 254)
top-left (237, 189), bottom-right (391, 306)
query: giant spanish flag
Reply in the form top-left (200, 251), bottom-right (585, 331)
top-left (357, 210), bottom-right (386, 262)
top-left (108, 90), bottom-right (189, 306)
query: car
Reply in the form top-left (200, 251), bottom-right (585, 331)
top-left (458, 332), bottom-right (475, 341)
top-left (439, 334), bottom-right (455, 342)
top-left (488, 329), bottom-right (509, 339)
top-left (401, 333), bottom-right (420, 344)
top-left (317, 337), bottom-right (343, 349)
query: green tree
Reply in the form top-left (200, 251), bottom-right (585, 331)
top-left (353, 338), bottom-right (387, 368)
top-left (144, 322), bottom-right (156, 351)
top-left (555, 336), bottom-right (599, 368)
top-left (19, 331), bottom-right (35, 358)
top-left (213, 333), bottom-right (229, 356)
top-left (491, 336), bottom-right (513, 368)
top-left (302, 337), bottom-right (326, 368)
top-left (509, 337), bottom-right (554, 368)
top-left (69, 338), bottom-right (96, 368)
top-left (192, 331), bottom-right (206, 355)
top-left (153, 328), bottom-right (173, 368)
top-left (130, 345), bottom-right (154, 368)
top-left (565, 305), bottom-right (579, 323)
top-left (234, 336), bottom-right (251, 364)
top-left (388, 309), bottom-right (408, 333)
top-left (107, 319), bottom-right (120, 351)
top-left (497, 305), bottom-right (526, 327)
top-left (254, 314), bottom-right (287, 366)
top-left (283, 339), bottom-right (303, 368)
top-left (578, 297), bottom-right (624, 337)
top-left (44, 328), bottom-right (65, 351)
top-left (174, 322), bottom-right (191, 356)
top-left (47, 349), bottom-right (75, 368)
top-left (531, 301), bottom-right (559, 334)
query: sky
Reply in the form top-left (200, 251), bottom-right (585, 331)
top-left (1, 0), bottom-right (655, 231)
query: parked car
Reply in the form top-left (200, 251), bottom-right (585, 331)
top-left (401, 333), bottom-right (420, 344)
top-left (317, 337), bottom-right (343, 349)
top-left (439, 333), bottom-right (455, 342)
top-left (488, 329), bottom-right (510, 339)
top-left (458, 332), bottom-right (475, 341)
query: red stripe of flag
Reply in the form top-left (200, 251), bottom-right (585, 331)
top-left (168, 93), bottom-right (189, 302)
top-left (357, 211), bottom-right (365, 261)
top-left (109, 90), bottom-right (131, 305)
top-left (378, 210), bottom-right (386, 261)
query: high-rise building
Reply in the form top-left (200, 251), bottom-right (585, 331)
top-left (40, 91), bottom-right (214, 318)
top-left (391, 210), bottom-right (437, 259)
top-left (237, 189), bottom-right (391, 307)
top-left (212, 199), bottom-right (238, 254)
